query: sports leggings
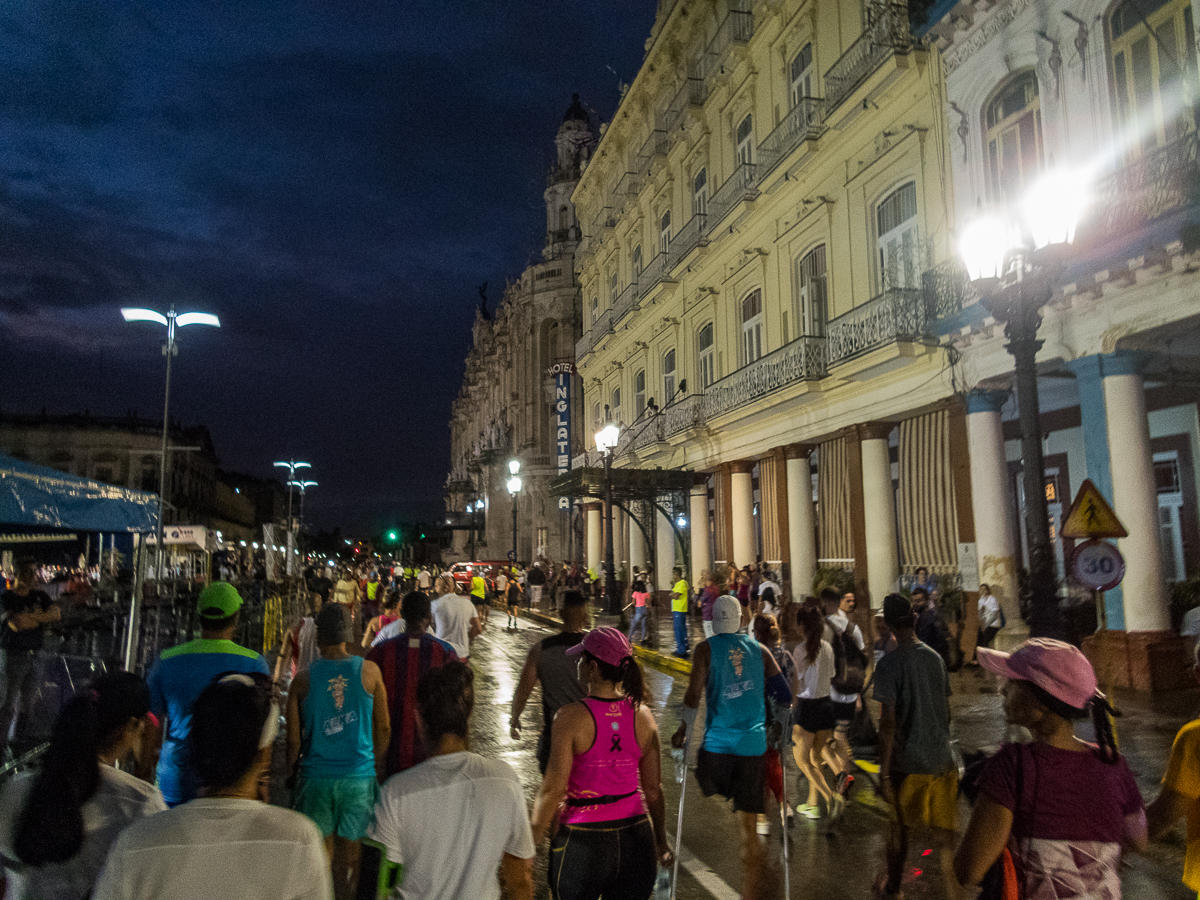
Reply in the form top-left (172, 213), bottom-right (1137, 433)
top-left (549, 814), bottom-right (657, 900)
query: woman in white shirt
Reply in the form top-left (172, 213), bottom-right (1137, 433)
top-left (0, 671), bottom-right (166, 900)
top-left (790, 605), bottom-right (843, 823)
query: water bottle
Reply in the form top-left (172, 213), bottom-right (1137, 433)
top-left (671, 747), bottom-right (686, 784)
top-left (653, 866), bottom-right (672, 900)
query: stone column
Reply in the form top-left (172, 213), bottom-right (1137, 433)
top-left (585, 502), bottom-right (602, 574)
top-left (690, 476), bottom-right (711, 586)
top-left (1103, 355), bottom-right (1169, 632)
top-left (859, 423), bottom-right (899, 610)
top-left (966, 390), bottom-right (1022, 644)
top-left (656, 506), bottom-right (676, 593)
top-left (629, 507), bottom-right (647, 573)
top-left (785, 444), bottom-right (817, 599)
top-left (730, 460), bottom-right (756, 568)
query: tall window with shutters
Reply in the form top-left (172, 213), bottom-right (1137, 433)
top-left (590, 295), bottom-right (599, 324)
top-left (1109, 0), bottom-right (1196, 155)
top-left (741, 289), bottom-right (764, 365)
top-left (635, 369), bottom-right (646, 418)
top-left (984, 72), bottom-right (1043, 205)
top-left (876, 182), bottom-right (919, 291)
top-left (790, 43), bottom-right (814, 108)
top-left (632, 244), bottom-right (643, 277)
top-left (612, 386), bottom-right (622, 427)
top-left (796, 245), bottom-right (827, 337)
top-left (693, 168), bottom-right (708, 216)
top-left (662, 349), bottom-right (677, 401)
top-left (698, 322), bottom-right (715, 389)
top-left (609, 270), bottom-right (619, 305)
top-left (736, 114), bottom-right (754, 166)
top-left (659, 210), bottom-right (672, 254)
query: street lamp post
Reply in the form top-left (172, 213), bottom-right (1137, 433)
top-left (121, 305), bottom-right (220, 579)
top-left (958, 169), bottom-right (1089, 638)
top-left (595, 406), bottom-right (622, 616)
top-left (288, 479), bottom-right (318, 539)
top-left (507, 459), bottom-right (522, 566)
top-left (274, 460), bottom-right (312, 532)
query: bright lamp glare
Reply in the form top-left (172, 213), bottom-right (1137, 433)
top-left (120, 308), bottom-right (168, 326)
top-left (175, 312), bottom-right (221, 328)
top-left (595, 422), bottom-right (620, 451)
top-left (958, 216), bottom-right (1011, 282)
top-left (1022, 169), bottom-right (1090, 250)
top-left (507, 475), bottom-right (523, 494)
top-left (508, 459), bottom-right (520, 475)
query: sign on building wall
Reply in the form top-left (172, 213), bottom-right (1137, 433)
top-left (547, 362), bottom-right (575, 510)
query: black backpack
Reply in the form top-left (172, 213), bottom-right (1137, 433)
top-left (827, 617), bottom-right (868, 695)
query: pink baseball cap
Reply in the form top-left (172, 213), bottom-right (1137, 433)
top-left (566, 626), bottom-right (634, 667)
top-left (977, 638), bottom-right (1097, 710)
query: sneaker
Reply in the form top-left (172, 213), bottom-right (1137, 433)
top-left (797, 803), bottom-right (822, 819)
top-left (838, 773), bottom-right (856, 797)
top-left (785, 804), bottom-right (795, 827)
top-left (756, 814), bottom-right (769, 835)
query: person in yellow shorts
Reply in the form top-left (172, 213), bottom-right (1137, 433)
top-left (469, 571), bottom-right (490, 630)
top-left (1148, 643), bottom-right (1200, 897)
top-left (873, 593), bottom-right (958, 900)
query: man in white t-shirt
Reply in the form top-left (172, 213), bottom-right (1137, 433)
top-left (417, 568), bottom-right (432, 591)
top-left (823, 588), bottom-right (866, 797)
top-left (430, 575), bottom-right (481, 660)
top-left (366, 662), bottom-right (534, 900)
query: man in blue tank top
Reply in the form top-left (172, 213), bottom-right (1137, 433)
top-left (672, 594), bottom-right (792, 900)
top-left (286, 603), bottom-right (390, 900)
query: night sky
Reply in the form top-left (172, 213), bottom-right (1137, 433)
top-left (0, 1), bottom-right (656, 534)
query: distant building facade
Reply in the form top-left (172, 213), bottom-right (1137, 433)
top-left (445, 97), bottom-right (594, 564)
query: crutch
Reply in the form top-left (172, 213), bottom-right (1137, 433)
top-left (775, 704), bottom-right (792, 898)
top-left (671, 746), bottom-right (687, 900)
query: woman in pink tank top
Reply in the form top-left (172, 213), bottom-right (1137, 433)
top-left (531, 627), bottom-right (672, 900)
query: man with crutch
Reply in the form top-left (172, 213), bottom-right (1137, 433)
top-left (671, 596), bottom-right (792, 900)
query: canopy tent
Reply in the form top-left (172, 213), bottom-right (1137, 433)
top-left (0, 454), bottom-right (159, 533)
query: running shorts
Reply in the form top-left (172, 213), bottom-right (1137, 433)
top-left (795, 697), bottom-right (836, 734)
top-left (891, 769), bottom-right (959, 832)
top-left (294, 775), bottom-right (379, 840)
top-left (696, 748), bottom-right (765, 814)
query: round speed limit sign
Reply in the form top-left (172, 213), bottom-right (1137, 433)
top-left (1070, 539), bottom-right (1126, 592)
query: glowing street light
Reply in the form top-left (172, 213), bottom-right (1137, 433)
top-left (507, 459), bottom-right (522, 566)
top-left (594, 406), bottom-right (622, 615)
top-left (287, 479), bottom-right (318, 536)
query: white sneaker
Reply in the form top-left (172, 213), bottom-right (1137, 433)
top-left (756, 814), bottom-right (769, 835)
top-left (797, 803), bottom-right (823, 819)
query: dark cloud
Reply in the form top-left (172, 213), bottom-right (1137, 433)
top-left (0, 1), bottom-right (655, 532)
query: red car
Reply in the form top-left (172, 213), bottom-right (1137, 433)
top-left (448, 561), bottom-right (513, 595)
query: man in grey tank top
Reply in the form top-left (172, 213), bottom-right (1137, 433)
top-left (510, 590), bottom-right (589, 773)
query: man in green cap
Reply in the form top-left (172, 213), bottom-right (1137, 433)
top-left (146, 581), bottom-right (270, 805)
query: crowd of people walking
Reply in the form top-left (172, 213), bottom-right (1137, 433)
top-left (2, 557), bottom-right (1200, 900)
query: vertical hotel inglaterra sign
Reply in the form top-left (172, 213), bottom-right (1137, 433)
top-left (547, 362), bottom-right (575, 509)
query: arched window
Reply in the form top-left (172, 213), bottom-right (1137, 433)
top-left (635, 369), bottom-right (646, 418)
top-left (741, 289), bottom-right (764, 365)
top-left (632, 244), bottom-right (643, 276)
top-left (662, 348), bottom-right (677, 400)
top-left (795, 245), bottom-right (827, 337)
top-left (876, 182), bottom-right (919, 291)
top-left (984, 71), bottom-right (1043, 204)
top-left (698, 322), bottom-right (715, 389)
top-left (1110, 0), bottom-right (1196, 153)
top-left (790, 43), bottom-right (814, 108)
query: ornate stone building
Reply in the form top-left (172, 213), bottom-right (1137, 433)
top-left (445, 97), bottom-right (595, 564)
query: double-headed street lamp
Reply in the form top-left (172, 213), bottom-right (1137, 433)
top-left (274, 460), bottom-right (312, 533)
top-left (595, 406), bottom-right (622, 615)
top-left (958, 169), bottom-right (1090, 638)
top-left (507, 459), bottom-right (523, 567)
top-left (288, 479), bottom-right (318, 536)
top-left (121, 304), bottom-right (220, 578)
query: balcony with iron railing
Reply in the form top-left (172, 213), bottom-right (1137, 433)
top-left (636, 128), bottom-right (669, 177)
top-left (661, 394), bottom-right (704, 438)
top-left (630, 417), bottom-right (665, 451)
top-left (697, 8), bottom-right (754, 82)
top-left (615, 169), bottom-right (642, 202)
top-left (922, 258), bottom-right (978, 333)
top-left (823, 2), bottom-right (912, 114)
top-left (666, 213), bottom-right (709, 271)
top-left (576, 307), bottom-right (615, 360)
top-left (590, 205), bottom-right (617, 237)
top-left (1083, 130), bottom-right (1200, 240)
top-left (757, 97), bottom-right (826, 180)
top-left (612, 282), bottom-right (639, 324)
top-left (705, 163), bottom-right (759, 232)
top-left (638, 251), bottom-right (671, 295)
top-left (661, 76), bottom-right (709, 136)
top-left (826, 287), bottom-right (927, 365)
top-left (700, 337), bottom-right (827, 422)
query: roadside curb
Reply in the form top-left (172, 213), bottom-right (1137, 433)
top-left (518, 607), bottom-right (693, 676)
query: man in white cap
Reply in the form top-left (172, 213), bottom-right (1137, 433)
top-left (671, 595), bottom-right (792, 900)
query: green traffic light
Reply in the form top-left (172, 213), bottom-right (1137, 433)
top-left (386, 530), bottom-right (398, 542)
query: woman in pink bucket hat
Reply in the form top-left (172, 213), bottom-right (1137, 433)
top-left (954, 638), bottom-right (1148, 899)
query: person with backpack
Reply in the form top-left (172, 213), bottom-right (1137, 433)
top-left (822, 588), bottom-right (867, 798)
top-left (791, 605), bottom-right (842, 824)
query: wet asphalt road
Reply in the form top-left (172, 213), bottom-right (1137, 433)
top-left (465, 611), bottom-right (1196, 900)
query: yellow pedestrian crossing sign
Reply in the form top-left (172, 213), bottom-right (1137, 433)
top-left (1061, 479), bottom-right (1128, 540)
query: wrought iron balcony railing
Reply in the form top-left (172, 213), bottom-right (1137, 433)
top-left (661, 394), bottom-right (704, 438)
top-left (823, 2), bottom-right (912, 114)
top-left (922, 258), bottom-right (977, 324)
top-left (638, 251), bottom-right (670, 294)
top-left (612, 282), bottom-right (639, 324)
top-left (705, 163), bottom-right (758, 232)
top-left (630, 418), bottom-right (665, 450)
top-left (700, 337), bottom-right (826, 421)
top-left (757, 97), bottom-right (826, 178)
top-left (661, 76), bottom-right (709, 136)
top-left (1085, 131), bottom-right (1200, 239)
top-left (637, 129), bottom-right (669, 177)
top-left (826, 288), bottom-right (927, 365)
top-left (591, 206), bottom-right (616, 236)
top-left (576, 307), bottom-right (614, 360)
top-left (615, 170), bottom-right (642, 200)
top-left (666, 213), bottom-right (708, 271)
top-left (697, 9), bottom-right (754, 82)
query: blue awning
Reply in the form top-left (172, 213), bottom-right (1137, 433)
top-left (0, 454), bottom-right (159, 533)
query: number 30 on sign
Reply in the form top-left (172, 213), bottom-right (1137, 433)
top-left (1069, 539), bottom-right (1126, 592)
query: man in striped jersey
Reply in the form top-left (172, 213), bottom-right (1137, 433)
top-left (365, 592), bottom-right (457, 778)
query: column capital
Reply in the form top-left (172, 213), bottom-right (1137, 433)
top-left (583, 501), bottom-right (603, 512)
top-left (1068, 351), bottom-right (1152, 381)
top-left (729, 459), bottom-right (756, 475)
top-left (857, 421), bottom-right (894, 442)
top-left (782, 443), bottom-right (815, 460)
top-left (966, 389), bottom-right (1009, 415)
